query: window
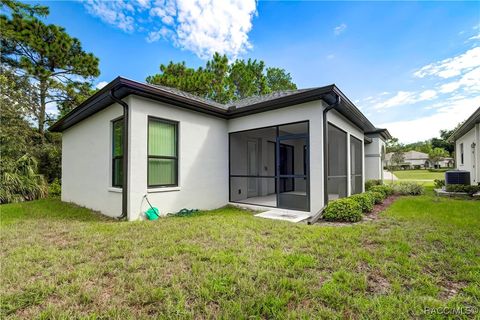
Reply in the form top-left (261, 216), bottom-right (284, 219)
top-left (460, 143), bottom-right (464, 164)
top-left (112, 118), bottom-right (123, 187)
top-left (148, 118), bottom-right (178, 187)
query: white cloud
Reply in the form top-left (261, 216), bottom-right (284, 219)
top-left (439, 66), bottom-right (480, 94)
top-left (379, 96), bottom-right (480, 143)
top-left (373, 91), bottom-right (416, 110)
top-left (362, 44), bottom-right (480, 142)
top-left (95, 81), bottom-right (109, 89)
top-left (413, 47), bottom-right (480, 79)
top-left (82, 0), bottom-right (257, 59)
top-left (334, 23), bottom-right (347, 36)
top-left (83, 0), bottom-right (136, 33)
top-left (418, 89), bottom-right (437, 101)
top-left (468, 34), bottom-right (480, 41)
top-left (326, 54), bottom-right (335, 60)
top-left (146, 27), bottom-right (171, 43)
top-left (371, 89), bottom-right (436, 110)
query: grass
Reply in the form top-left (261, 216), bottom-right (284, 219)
top-left (1, 191), bottom-right (479, 319)
top-left (392, 170), bottom-right (445, 181)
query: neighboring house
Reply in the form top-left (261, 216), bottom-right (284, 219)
top-left (438, 157), bottom-right (454, 168)
top-left (50, 77), bottom-right (391, 221)
top-left (384, 151), bottom-right (454, 169)
top-left (384, 150), bottom-right (432, 169)
top-left (448, 107), bottom-right (480, 185)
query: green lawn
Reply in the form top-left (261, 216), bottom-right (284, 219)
top-left (392, 169), bottom-right (445, 181)
top-left (1, 191), bottom-right (479, 319)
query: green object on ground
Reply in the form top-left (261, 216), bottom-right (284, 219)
top-left (145, 207), bottom-right (160, 220)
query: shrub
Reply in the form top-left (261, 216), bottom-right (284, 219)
top-left (49, 178), bottom-right (61, 198)
top-left (434, 179), bottom-right (445, 189)
top-left (369, 185), bottom-right (394, 197)
top-left (393, 182), bottom-right (424, 195)
top-left (0, 154), bottom-right (48, 204)
top-left (323, 198), bottom-right (363, 222)
top-left (365, 179), bottom-right (383, 191)
top-left (350, 193), bottom-right (375, 213)
top-left (445, 184), bottom-right (480, 195)
top-left (428, 168), bottom-right (448, 172)
top-left (368, 191), bottom-right (385, 204)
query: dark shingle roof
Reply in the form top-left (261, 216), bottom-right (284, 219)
top-left (146, 83), bottom-right (226, 109)
top-left (226, 88), bottom-right (320, 109)
top-left (49, 76), bottom-right (386, 135)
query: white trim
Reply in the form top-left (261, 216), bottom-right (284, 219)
top-left (147, 187), bottom-right (181, 193)
top-left (108, 187), bottom-right (122, 193)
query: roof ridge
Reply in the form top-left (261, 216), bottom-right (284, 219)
top-left (145, 82), bottom-right (226, 109)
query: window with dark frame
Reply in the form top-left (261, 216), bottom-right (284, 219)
top-left (148, 117), bottom-right (178, 187)
top-left (460, 143), bottom-right (464, 164)
top-left (112, 118), bottom-right (123, 188)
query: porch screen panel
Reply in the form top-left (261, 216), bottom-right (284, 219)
top-left (327, 124), bottom-right (347, 200)
top-left (350, 136), bottom-right (363, 195)
top-left (148, 119), bottom-right (178, 186)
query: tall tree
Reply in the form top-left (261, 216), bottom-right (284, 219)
top-left (0, 0), bottom-right (48, 17)
top-left (266, 67), bottom-right (297, 92)
top-left (390, 151), bottom-right (405, 168)
top-left (0, 66), bottom-right (37, 160)
top-left (57, 81), bottom-right (97, 118)
top-left (1, 0), bottom-right (100, 139)
top-left (146, 52), bottom-right (297, 104)
top-left (204, 53), bottom-right (234, 103)
top-left (429, 147), bottom-right (449, 168)
top-left (385, 137), bottom-right (404, 153)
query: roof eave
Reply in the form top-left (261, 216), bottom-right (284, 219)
top-left (447, 106), bottom-right (480, 142)
top-left (49, 77), bottom-right (228, 132)
top-left (49, 78), bottom-right (387, 136)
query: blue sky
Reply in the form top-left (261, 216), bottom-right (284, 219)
top-left (38, 0), bottom-right (480, 142)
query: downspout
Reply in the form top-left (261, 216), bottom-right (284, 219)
top-left (110, 88), bottom-right (128, 220)
top-left (323, 94), bottom-right (341, 206)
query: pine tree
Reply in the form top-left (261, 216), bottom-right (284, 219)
top-left (1, 0), bottom-right (100, 139)
top-left (146, 53), bottom-right (297, 104)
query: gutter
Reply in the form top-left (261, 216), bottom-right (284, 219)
top-left (323, 94), bottom-right (341, 206)
top-left (109, 88), bottom-right (128, 220)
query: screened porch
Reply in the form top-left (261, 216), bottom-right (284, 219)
top-left (229, 122), bottom-right (310, 211)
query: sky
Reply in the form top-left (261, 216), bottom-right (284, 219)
top-left (36, 0), bottom-right (480, 143)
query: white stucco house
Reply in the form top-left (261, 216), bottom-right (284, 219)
top-left (50, 77), bottom-right (391, 221)
top-left (448, 107), bottom-right (480, 185)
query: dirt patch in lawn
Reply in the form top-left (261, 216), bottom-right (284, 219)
top-left (364, 195), bottom-right (399, 221)
top-left (439, 280), bottom-right (467, 300)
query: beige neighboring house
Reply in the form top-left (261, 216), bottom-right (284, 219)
top-left (384, 150), bottom-right (454, 169)
top-left (448, 107), bottom-right (480, 185)
top-left (385, 150), bottom-right (431, 169)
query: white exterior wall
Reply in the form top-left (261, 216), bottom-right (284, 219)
top-left (128, 96), bottom-right (229, 220)
top-left (327, 110), bottom-right (365, 195)
top-left (61, 103), bottom-right (124, 217)
top-left (61, 95), bottom-right (378, 220)
top-left (228, 100), bottom-right (326, 215)
top-left (455, 125), bottom-right (480, 184)
top-left (365, 136), bottom-right (385, 181)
